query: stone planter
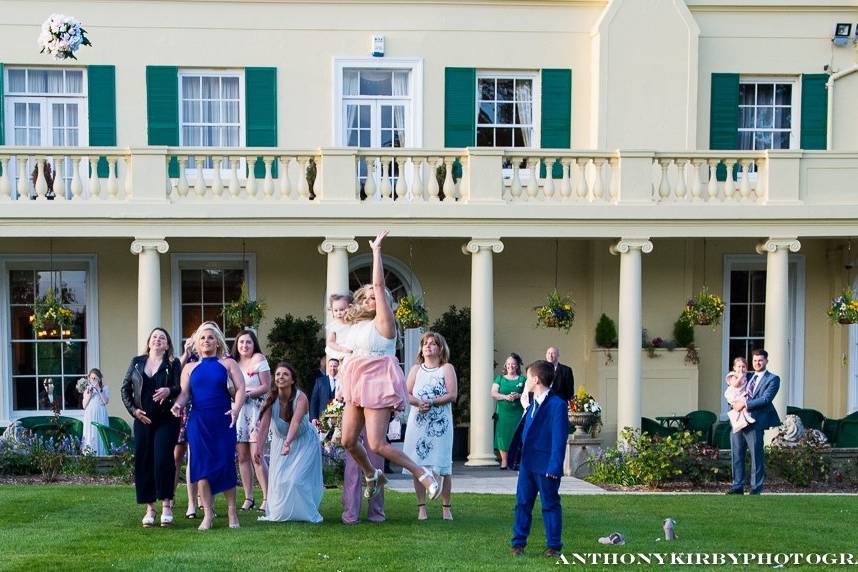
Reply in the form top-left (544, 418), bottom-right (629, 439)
top-left (569, 412), bottom-right (596, 440)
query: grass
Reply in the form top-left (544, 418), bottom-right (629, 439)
top-left (0, 485), bottom-right (856, 571)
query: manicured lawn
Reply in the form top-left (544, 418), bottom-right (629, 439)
top-left (0, 485), bottom-right (856, 571)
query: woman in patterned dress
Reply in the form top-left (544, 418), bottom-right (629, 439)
top-left (231, 329), bottom-right (271, 513)
top-left (402, 331), bottom-right (458, 521)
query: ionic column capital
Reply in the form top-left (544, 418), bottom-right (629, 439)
top-left (610, 238), bottom-right (653, 256)
top-left (461, 239), bottom-right (504, 255)
top-left (318, 238), bottom-right (359, 255)
top-left (755, 238), bottom-right (801, 255)
top-left (130, 239), bottom-right (169, 255)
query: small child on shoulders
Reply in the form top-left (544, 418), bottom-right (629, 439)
top-left (725, 357), bottom-right (755, 433)
top-left (325, 293), bottom-right (353, 362)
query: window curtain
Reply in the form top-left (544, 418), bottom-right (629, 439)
top-left (392, 72), bottom-right (408, 147)
top-left (221, 77), bottom-right (239, 146)
top-left (515, 81), bottom-right (532, 147)
top-left (344, 71), bottom-right (360, 145)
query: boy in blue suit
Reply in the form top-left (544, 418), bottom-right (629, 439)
top-left (508, 360), bottom-right (569, 557)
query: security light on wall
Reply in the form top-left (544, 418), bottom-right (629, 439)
top-left (833, 23), bottom-right (852, 46)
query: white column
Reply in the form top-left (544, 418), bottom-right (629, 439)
top-left (756, 237), bottom-right (801, 419)
top-left (462, 239), bottom-right (504, 466)
top-left (610, 238), bottom-right (653, 441)
top-left (130, 239), bottom-right (169, 351)
top-left (318, 238), bottom-right (359, 304)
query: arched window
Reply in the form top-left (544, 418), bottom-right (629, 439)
top-left (347, 254), bottom-right (423, 302)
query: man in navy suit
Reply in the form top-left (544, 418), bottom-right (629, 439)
top-left (508, 360), bottom-right (569, 557)
top-left (728, 348), bottom-right (781, 495)
top-left (310, 357), bottom-right (340, 424)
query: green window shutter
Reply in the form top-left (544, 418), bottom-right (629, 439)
top-left (444, 67), bottom-right (476, 147)
top-left (710, 73), bottom-right (739, 180)
top-left (801, 74), bottom-right (828, 150)
top-left (146, 66), bottom-right (179, 177)
top-left (88, 65), bottom-right (116, 177)
top-left (540, 68), bottom-right (572, 178)
top-left (245, 67), bottom-right (278, 178)
top-left (0, 63), bottom-right (4, 147)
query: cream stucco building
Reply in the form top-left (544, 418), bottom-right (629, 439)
top-left (2, 0), bottom-right (858, 462)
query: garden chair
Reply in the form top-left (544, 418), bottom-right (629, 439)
top-left (92, 422), bottom-right (134, 453)
top-left (108, 416), bottom-right (132, 436)
top-left (711, 421), bottom-right (732, 450)
top-left (641, 417), bottom-right (673, 438)
top-left (16, 416), bottom-right (56, 430)
top-left (684, 410), bottom-right (717, 443)
top-left (835, 419), bottom-right (858, 448)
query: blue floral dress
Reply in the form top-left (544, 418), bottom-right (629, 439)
top-left (403, 365), bottom-right (453, 476)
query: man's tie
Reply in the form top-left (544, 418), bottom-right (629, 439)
top-left (747, 373), bottom-right (760, 397)
top-left (531, 400), bottom-right (540, 419)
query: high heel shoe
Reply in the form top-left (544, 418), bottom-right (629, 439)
top-left (257, 500), bottom-right (267, 514)
top-left (417, 503), bottom-right (428, 521)
top-left (442, 504), bottom-right (453, 521)
top-left (141, 511), bottom-right (156, 528)
top-left (160, 511), bottom-right (174, 527)
top-left (240, 498), bottom-right (255, 512)
top-left (363, 468), bottom-right (388, 499)
top-left (418, 467), bottom-right (441, 500)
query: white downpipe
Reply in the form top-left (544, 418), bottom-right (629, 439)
top-left (826, 64), bottom-right (858, 150)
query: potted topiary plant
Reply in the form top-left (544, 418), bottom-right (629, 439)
top-left (594, 313), bottom-right (617, 364)
top-left (673, 314), bottom-right (699, 365)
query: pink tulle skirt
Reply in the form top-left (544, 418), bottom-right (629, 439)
top-left (340, 355), bottom-right (408, 411)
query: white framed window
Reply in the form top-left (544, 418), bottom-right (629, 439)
top-left (178, 69), bottom-right (244, 170)
top-left (0, 255), bottom-right (99, 421)
top-left (721, 254), bottom-right (805, 417)
top-left (476, 71), bottom-right (539, 148)
top-left (333, 58), bottom-right (423, 148)
top-left (3, 67), bottom-right (89, 198)
top-left (170, 253), bottom-right (256, 344)
top-left (738, 77), bottom-right (800, 151)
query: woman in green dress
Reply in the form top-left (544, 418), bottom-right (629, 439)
top-left (491, 353), bottom-right (526, 470)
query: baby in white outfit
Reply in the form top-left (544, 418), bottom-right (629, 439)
top-left (724, 371), bottom-right (755, 432)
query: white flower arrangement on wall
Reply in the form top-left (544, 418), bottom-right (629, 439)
top-left (38, 14), bottom-right (92, 60)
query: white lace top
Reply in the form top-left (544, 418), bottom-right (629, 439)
top-left (343, 320), bottom-right (396, 358)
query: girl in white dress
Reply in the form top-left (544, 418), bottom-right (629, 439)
top-left (325, 293), bottom-right (354, 361)
top-left (231, 330), bottom-right (271, 513)
top-left (403, 332), bottom-right (457, 521)
top-left (254, 362), bottom-right (323, 523)
top-left (81, 368), bottom-right (110, 455)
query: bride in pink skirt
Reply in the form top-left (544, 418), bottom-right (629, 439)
top-left (338, 230), bottom-right (440, 502)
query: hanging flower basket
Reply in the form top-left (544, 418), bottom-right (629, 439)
top-left (535, 290), bottom-right (575, 332)
top-left (32, 288), bottom-right (74, 335)
top-left (394, 294), bottom-right (429, 329)
top-left (38, 14), bottom-right (92, 60)
top-left (828, 288), bottom-right (858, 325)
top-left (682, 287), bottom-right (725, 327)
top-left (223, 283), bottom-right (266, 330)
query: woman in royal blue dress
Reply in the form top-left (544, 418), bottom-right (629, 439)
top-left (171, 322), bottom-right (246, 530)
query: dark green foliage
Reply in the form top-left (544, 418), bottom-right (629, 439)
top-left (594, 313), bottom-right (618, 348)
top-left (266, 314), bottom-right (325, 394)
top-left (767, 439), bottom-right (831, 487)
top-left (430, 306), bottom-right (471, 424)
top-left (673, 313), bottom-right (695, 348)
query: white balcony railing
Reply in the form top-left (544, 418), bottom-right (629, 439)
top-left (0, 147), bottom-right (853, 211)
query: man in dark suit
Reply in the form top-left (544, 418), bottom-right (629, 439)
top-left (310, 355), bottom-right (327, 393)
top-left (310, 357), bottom-right (340, 424)
top-left (728, 348), bottom-right (781, 495)
top-left (508, 360), bottom-right (569, 558)
top-left (545, 346), bottom-right (574, 401)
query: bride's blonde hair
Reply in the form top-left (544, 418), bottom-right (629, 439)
top-left (345, 284), bottom-right (395, 324)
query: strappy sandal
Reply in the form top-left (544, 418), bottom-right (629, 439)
top-left (442, 504), bottom-right (453, 521)
top-left (417, 503), bottom-right (427, 521)
top-left (418, 467), bottom-right (441, 500)
top-left (185, 509), bottom-right (197, 519)
top-left (363, 468), bottom-right (388, 500)
top-left (240, 498), bottom-right (255, 512)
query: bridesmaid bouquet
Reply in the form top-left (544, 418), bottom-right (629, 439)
top-left (75, 377), bottom-right (89, 394)
top-left (319, 400), bottom-right (345, 445)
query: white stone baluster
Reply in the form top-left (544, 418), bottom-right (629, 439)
top-left (364, 157), bottom-right (378, 200)
top-left (609, 157), bottom-right (620, 203)
top-left (71, 158), bottom-right (83, 201)
top-left (16, 158), bottom-right (29, 200)
top-left (228, 158), bottom-right (240, 198)
top-left (657, 159), bottom-right (671, 202)
top-left (690, 159), bottom-right (703, 201)
top-left (707, 159), bottom-right (719, 201)
top-left (246, 157), bottom-right (258, 198)
top-left (298, 157), bottom-right (311, 200)
top-left (89, 158), bottom-right (101, 200)
top-left (722, 158), bottom-right (736, 201)
top-left (543, 157), bottom-right (556, 201)
top-left (412, 159), bottom-right (425, 201)
top-left (572, 159), bottom-right (590, 201)
top-left (51, 158), bottom-right (67, 201)
top-left (509, 159), bottom-right (522, 201)
top-left (193, 156), bottom-right (206, 198)
top-left (106, 157), bottom-right (119, 200)
top-left (443, 157), bottom-right (456, 201)
top-left (395, 157), bottom-right (406, 201)
top-left (525, 158), bottom-right (538, 201)
top-left (0, 158), bottom-right (11, 200)
top-left (263, 156), bottom-right (274, 199)
top-left (211, 156), bottom-right (224, 197)
top-left (177, 159), bottom-right (189, 198)
top-left (279, 156), bottom-right (291, 199)
top-left (738, 159), bottom-right (752, 201)
top-left (379, 158), bottom-right (391, 200)
top-left (560, 159), bottom-right (572, 201)
top-left (592, 159), bottom-right (606, 202)
top-left (34, 158), bottom-right (48, 200)
top-left (674, 159), bottom-right (688, 201)
top-left (124, 157), bottom-right (133, 199)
